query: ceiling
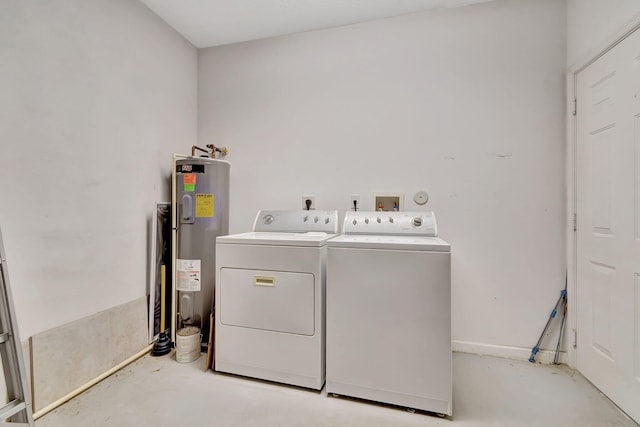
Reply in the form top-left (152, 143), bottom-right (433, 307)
top-left (140, 0), bottom-right (495, 48)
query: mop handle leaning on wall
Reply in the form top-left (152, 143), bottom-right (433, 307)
top-left (528, 273), bottom-right (567, 363)
top-left (553, 287), bottom-right (568, 365)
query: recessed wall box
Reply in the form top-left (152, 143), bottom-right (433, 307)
top-left (374, 194), bottom-right (403, 212)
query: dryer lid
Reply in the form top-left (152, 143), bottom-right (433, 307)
top-left (217, 231), bottom-right (338, 247)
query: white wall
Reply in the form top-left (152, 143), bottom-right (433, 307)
top-left (199, 0), bottom-right (567, 354)
top-left (0, 0), bottom-right (197, 339)
top-left (567, 0), bottom-right (640, 68)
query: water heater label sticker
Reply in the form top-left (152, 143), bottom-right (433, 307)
top-left (195, 194), bottom-right (214, 218)
top-left (176, 259), bottom-right (201, 292)
top-left (183, 174), bottom-right (196, 192)
top-left (176, 164), bottom-right (205, 173)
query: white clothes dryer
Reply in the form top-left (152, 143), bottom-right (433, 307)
top-left (326, 211), bottom-right (452, 415)
top-left (215, 210), bottom-right (338, 390)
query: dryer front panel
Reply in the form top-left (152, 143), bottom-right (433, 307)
top-left (220, 268), bottom-right (315, 336)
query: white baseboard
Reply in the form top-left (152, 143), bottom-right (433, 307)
top-left (453, 340), bottom-right (567, 365)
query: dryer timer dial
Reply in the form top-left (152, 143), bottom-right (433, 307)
top-left (263, 214), bottom-right (275, 225)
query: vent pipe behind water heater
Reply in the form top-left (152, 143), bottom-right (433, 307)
top-left (175, 156), bottom-right (230, 351)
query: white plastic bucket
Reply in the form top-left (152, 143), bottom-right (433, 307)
top-left (176, 326), bottom-right (201, 363)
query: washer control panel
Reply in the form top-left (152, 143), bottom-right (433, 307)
top-left (342, 211), bottom-right (438, 236)
top-left (253, 210), bottom-right (339, 233)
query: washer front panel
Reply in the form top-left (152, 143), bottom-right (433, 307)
top-left (326, 246), bottom-right (452, 414)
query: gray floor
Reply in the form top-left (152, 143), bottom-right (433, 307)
top-left (36, 352), bottom-right (637, 427)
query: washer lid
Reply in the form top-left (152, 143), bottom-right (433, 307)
top-left (217, 231), bottom-right (338, 247)
top-left (327, 235), bottom-right (450, 252)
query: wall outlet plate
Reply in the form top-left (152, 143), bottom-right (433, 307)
top-left (302, 195), bottom-right (315, 210)
top-left (350, 195), bottom-right (360, 211)
top-left (374, 194), bottom-right (403, 212)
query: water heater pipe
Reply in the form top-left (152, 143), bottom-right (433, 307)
top-left (191, 144), bottom-right (228, 159)
top-left (171, 153), bottom-right (189, 344)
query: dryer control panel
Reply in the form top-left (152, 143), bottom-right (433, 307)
top-left (342, 211), bottom-right (438, 236)
top-left (253, 210), bottom-right (339, 233)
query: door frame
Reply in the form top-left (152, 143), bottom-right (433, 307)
top-left (566, 19), bottom-right (640, 370)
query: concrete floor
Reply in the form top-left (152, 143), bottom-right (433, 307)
top-left (36, 352), bottom-right (637, 427)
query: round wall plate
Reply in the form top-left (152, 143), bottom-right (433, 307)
top-left (414, 191), bottom-right (429, 205)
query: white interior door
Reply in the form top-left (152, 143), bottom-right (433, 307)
top-left (576, 27), bottom-right (640, 423)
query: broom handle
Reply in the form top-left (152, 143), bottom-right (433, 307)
top-left (160, 264), bottom-right (166, 332)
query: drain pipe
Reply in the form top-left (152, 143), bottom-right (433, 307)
top-left (172, 153), bottom-right (188, 343)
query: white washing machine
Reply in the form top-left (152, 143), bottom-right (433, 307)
top-left (215, 210), bottom-right (338, 390)
top-left (326, 211), bottom-right (452, 415)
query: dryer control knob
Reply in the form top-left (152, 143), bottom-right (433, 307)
top-left (377, 217), bottom-right (382, 223)
top-left (263, 215), bottom-right (275, 225)
top-left (303, 215), bottom-right (309, 222)
top-left (412, 217), bottom-right (423, 227)
top-left (352, 219), bottom-right (357, 225)
top-left (325, 217), bottom-right (330, 224)
top-left (389, 217), bottom-right (394, 223)
top-left (314, 216), bottom-right (319, 223)
top-left (365, 218), bottom-right (369, 224)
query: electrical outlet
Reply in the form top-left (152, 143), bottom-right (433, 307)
top-left (302, 195), bottom-right (315, 210)
top-left (350, 195), bottom-right (360, 211)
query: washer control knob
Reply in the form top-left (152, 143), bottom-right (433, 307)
top-left (412, 217), bottom-right (423, 227)
top-left (352, 219), bottom-right (357, 225)
top-left (314, 216), bottom-right (319, 223)
top-left (263, 214), bottom-right (275, 225)
top-left (389, 217), bottom-right (394, 223)
top-left (377, 217), bottom-right (382, 223)
top-left (365, 218), bottom-right (369, 224)
top-left (325, 217), bottom-right (330, 224)
top-left (303, 215), bottom-right (309, 222)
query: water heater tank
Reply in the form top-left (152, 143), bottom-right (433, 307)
top-left (175, 157), bottom-right (230, 349)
